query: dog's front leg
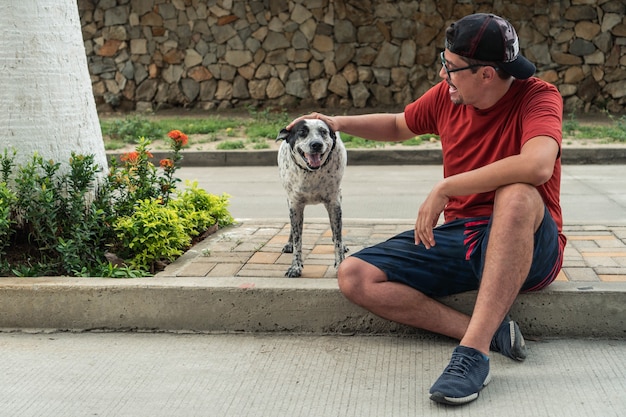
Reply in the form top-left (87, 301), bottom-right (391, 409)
top-left (282, 199), bottom-right (294, 254)
top-left (285, 203), bottom-right (304, 277)
top-left (326, 199), bottom-right (347, 268)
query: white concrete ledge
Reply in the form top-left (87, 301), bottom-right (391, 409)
top-left (0, 277), bottom-right (624, 338)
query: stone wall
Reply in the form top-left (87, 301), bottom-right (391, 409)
top-left (79, 0), bottom-right (626, 114)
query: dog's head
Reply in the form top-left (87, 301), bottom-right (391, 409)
top-left (277, 119), bottom-right (337, 171)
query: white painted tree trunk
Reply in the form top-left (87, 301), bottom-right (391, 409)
top-left (0, 1), bottom-right (108, 176)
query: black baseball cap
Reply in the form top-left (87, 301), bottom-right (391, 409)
top-left (445, 13), bottom-right (536, 79)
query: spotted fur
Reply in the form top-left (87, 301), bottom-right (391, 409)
top-left (276, 119), bottom-right (348, 277)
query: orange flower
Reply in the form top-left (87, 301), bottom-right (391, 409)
top-left (160, 158), bottom-right (174, 169)
top-left (121, 151), bottom-right (152, 164)
top-left (168, 130), bottom-right (189, 146)
top-left (120, 151), bottom-right (139, 163)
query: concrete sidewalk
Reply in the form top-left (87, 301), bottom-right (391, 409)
top-left (1, 332), bottom-right (624, 417)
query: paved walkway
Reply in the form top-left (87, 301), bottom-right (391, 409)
top-left (1, 332), bottom-right (624, 417)
top-left (163, 219), bottom-right (626, 284)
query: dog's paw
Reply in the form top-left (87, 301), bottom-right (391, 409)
top-left (285, 266), bottom-right (302, 278)
top-left (282, 243), bottom-right (294, 253)
top-left (334, 253), bottom-right (346, 268)
top-left (333, 245), bottom-right (348, 268)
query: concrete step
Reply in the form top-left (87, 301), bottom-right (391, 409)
top-left (1, 275), bottom-right (624, 338)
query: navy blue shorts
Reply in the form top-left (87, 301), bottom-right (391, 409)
top-left (352, 207), bottom-right (563, 297)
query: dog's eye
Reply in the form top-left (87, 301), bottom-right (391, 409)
top-left (318, 128), bottom-right (328, 136)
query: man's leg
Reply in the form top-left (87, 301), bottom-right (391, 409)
top-left (338, 258), bottom-right (471, 340)
top-left (337, 184), bottom-right (545, 343)
top-left (429, 183), bottom-right (546, 405)
top-left (460, 183), bottom-right (545, 355)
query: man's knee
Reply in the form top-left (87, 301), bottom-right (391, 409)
top-left (337, 257), bottom-right (362, 298)
top-left (494, 183), bottom-right (544, 224)
top-left (494, 183), bottom-right (544, 214)
top-left (337, 256), bottom-right (385, 302)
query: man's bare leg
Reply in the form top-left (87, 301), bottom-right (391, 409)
top-left (338, 183), bottom-right (545, 351)
top-left (461, 184), bottom-right (545, 355)
top-left (337, 259), bottom-right (471, 340)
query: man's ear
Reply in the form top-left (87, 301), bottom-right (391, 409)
top-left (276, 128), bottom-right (290, 142)
top-left (482, 66), bottom-right (497, 80)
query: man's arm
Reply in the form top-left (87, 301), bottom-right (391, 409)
top-left (287, 112), bottom-right (415, 142)
top-left (415, 136), bottom-right (560, 248)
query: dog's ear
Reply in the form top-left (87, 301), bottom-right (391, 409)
top-left (276, 128), bottom-right (290, 142)
top-left (328, 126), bottom-right (338, 141)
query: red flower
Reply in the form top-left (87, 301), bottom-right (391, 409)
top-left (160, 158), bottom-right (174, 169)
top-left (120, 151), bottom-right (152, 164)
top-left (167, 130), bottom-right (188, 146)
top-left (120, 151), bottom-right (139, 163)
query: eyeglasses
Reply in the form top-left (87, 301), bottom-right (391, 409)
top-left (440, 52), bottom-right (490, 77)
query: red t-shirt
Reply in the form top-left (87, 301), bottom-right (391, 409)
top-left (404, 78), bottom-right (565, 248)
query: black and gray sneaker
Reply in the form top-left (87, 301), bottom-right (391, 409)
top-left (429, 345), bottom-right (491, 405)
top-left (490, 315), bottom-right (527, 361)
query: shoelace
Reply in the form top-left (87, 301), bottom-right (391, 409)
top-left (443, 352), bottom-right (477, 378)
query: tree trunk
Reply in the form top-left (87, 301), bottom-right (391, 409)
top-left (0, 1), bottom-right (108, 176)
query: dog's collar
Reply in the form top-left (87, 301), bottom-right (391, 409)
top-left (292, 134), bottom-right (337, 172)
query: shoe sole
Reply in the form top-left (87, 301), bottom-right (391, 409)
top-left (429, 371), bottom-right (492, 405)
top-left (509, 321), bottom-right (527, 361)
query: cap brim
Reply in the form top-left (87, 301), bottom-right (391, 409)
top-left (499, 54), bottom-right (536, 79)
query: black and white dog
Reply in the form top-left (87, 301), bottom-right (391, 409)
top-left (276, 119), bottom-right (347, 278)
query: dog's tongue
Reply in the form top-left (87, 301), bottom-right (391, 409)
top-left (305, 153), bottom-right (322, 168)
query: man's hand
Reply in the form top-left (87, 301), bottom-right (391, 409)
top-left (415, 183), bottom-right (449, 248)
top-left (286, 112), bottom-right (336, 131)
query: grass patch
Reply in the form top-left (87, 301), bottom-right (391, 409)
top-left (103, 139), bottom-right (127, 151)
top-left (100, 111), bottom-right (626, 150)
top-left (341, 134), bottom-right (383, 149)
top-left (563, 113), bottom-right (626, 142)
top-left (216, 140), bottom-right (245, 150)
top-left (101, 115), bottom-right (164, 143)
top-left (155, 117), bottom-right (242, 135)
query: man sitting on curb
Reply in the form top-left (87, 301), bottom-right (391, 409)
top-left (287, 13), bottom-right (566, 405)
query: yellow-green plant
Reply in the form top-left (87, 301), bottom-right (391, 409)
top-left (113, 198), bottom-right (191, 273)
top-left (171, 181), bottom-right (234, 233)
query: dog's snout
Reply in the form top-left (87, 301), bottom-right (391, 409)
top-left (311, 141), bottom-right (324, 153)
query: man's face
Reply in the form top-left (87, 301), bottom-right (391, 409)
top-left (439, 51), bottom-right (484, 106)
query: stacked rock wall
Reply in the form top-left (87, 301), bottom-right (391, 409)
top-left (79, 0), bottom-right (626, 114)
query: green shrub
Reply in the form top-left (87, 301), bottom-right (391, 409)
top-left (1, 129), bottom-right (233, 277)
top-left (7, 152), bottom-right (111, 274)
top-left (113, 199), bottom-right (191, 272)
top-left (0, 182), bottom-right (15, 256)
top-left (101, 115), bottom-right (164, 144)
top-left (171, 181), bottom-right (234, 233)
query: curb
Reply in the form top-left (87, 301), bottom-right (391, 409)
top-left (107, 147), bottom-right (626, 167)
top-left (0, 277), bottom-right (624, 337)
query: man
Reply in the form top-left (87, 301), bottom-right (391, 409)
top-left (287, 13), bottom-right (565, 405)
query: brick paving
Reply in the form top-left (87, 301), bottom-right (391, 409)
top-left (164, 220), bottom-right (626, 283)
